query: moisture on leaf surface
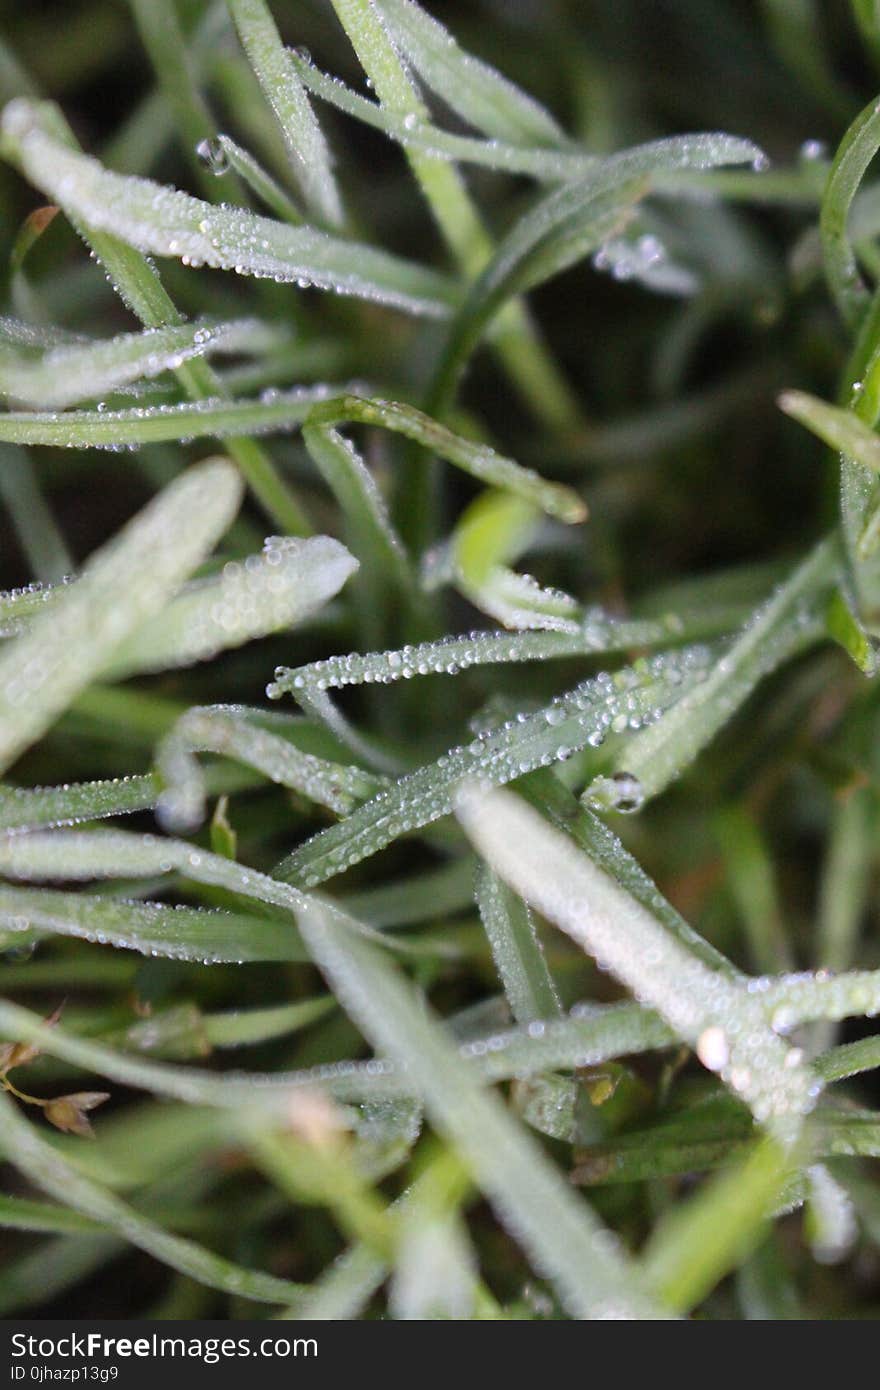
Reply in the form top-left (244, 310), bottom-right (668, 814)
top-left (0, 0), bottom-right (880, 1324)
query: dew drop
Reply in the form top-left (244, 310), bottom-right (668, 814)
top-left (195, 137), bottom-right (229, 176)
top-left (799, 138), bottom-right (828, 163)
top-left (696, 1026), bottom-right (729, 1072)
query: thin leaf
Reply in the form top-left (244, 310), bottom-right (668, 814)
top-left (375, 0), bottom-right (566, 146)
top-left (0, 446), bottom-right (72, 582)
top-left (204, 997), bottom-right (334, 1048)
top-left (820, 92), bottom-right (880, 327)
top-left (18, 102), bottom-right (312, 535)
top-left (273, 645), bottom-right (716, 887)
top-left (0, 829), bottom-right (443, 960)
top-left (201, 133), bottom-right (303, 224)
top-left (431, 133), bottom-right (765, 410)
top-left (780, 389), bottom-right (880, 476)
top-left (0, 99), bottom-right (457, 317)
top-left (458, 786), bottom-right (820, 1141)
top-left (0, 386), bottom-right (347, 449)
top-left (0, 457), bottom-right (243, 775)
top-left (817, 788), bottom-right (875, 974)
top-left (267, 608), bottom-right (745, 717)
top-left (294, 898), bottom-right (668, 1319)
top-left (104, 534), bottom-right (358, 677)
top-left (302, 421), bottom-right (411, 596)
top-left (0, 885), bottom-right (308, 964)
top-left (155, 703), bottom-right (382, 831)
top-left (303, 395), bottom-right (586, 523)
top-left (0, 317), bottom-right (276, 409)
top-left (0, 776), bottom-right (157, 830)
top-left (641, 1138), bottom-right (794, 1312)
top-left (289, 50), bottom-right (587, 182)
top-left (0, 1194), bottom-right (98, 1235)
top-left (327, 0), bottom-right (582, 453)
top-left (584, 537), bottom-right (837, 810)
top-left (0, 1089), bottom-right (307, 1305)
top-left (227, 0), bottom-right (342, 226)
top-left (475, 865), bottom-right (561, 1025)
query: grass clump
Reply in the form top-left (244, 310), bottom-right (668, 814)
top-left (1, 0), bottom-right (880, 1320)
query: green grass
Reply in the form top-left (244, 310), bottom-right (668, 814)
top-left (2, 0), bottom-right (880, 1319)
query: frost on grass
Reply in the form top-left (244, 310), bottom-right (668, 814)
top-left (0, 100), bottom-right (455, 317)
top-left (458, 786), bottom-right (820, 1144)
top-left (0, 458), bottom-right (242, 774)
top-left (1, 0), bottom-right (879, 1323)
top-left (274, 645), bottom-right (715, 885)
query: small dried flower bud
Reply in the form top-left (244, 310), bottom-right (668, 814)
top-left (44, 1091), bottom-right (110, 1139)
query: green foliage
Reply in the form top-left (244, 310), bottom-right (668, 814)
top-left (1, 0), bottom-right (880, 1321)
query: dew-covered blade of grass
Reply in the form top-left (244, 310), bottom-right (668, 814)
top-left (154, 703), bottom-right (382, 831)
top-left (0, 318), bottom-right (276, 410)
top-left (227, 0), bottom-right (342, 227)
top-left (0, 458), bottom-right (242, 775)
top-left (0, 100), bottom-right (456, 316)
top-left (294, 898), bottom-right (668, 1319)
top-left (103, 534), bottom-right (357, 678)
top-left (273, 645), bottom-right (715, 886)
top-left (0, 885), bottom-right (308, 964)
top-left (430, 133), bottom-right (765, 411)
top-left (475, 866), bottom-right (561, 1025)
top-left (458, 786), bottom-right (820, 1141)
top-left (584, 538), bottom-right (837, 811)
top-left (287, 51), bottom-right (588, 183)
top-left (375, 0), bottom-right (566, 147)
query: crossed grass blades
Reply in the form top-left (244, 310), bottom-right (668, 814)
top-left (1, 0), bottom-right (880, 1319)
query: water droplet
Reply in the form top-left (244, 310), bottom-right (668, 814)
top-left (799, 138), bottom-right (827, 163)
top-left (195, 137), bottom-right (229, 176)
top-left (696, 1026), bottom-right (729, 1072)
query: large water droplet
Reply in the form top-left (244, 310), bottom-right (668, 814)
top-left (195, 137), bottom-right (229, 176)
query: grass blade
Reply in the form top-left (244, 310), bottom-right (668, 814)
top-left (294, 898), bottom-right (668, 1319)
top-left (227, 0), bottom-right (342, 226)
top-left (0, 458), bottom-right (242, 775)
top-left (584, 538), bottom-right (837, 810)
top-left (0, 101), bottom-right (312, 535)
top-left (375, 0), bottom-right (566, 147)
top-left (0, 99), bottom-right (456, 317)
top-left (475, 865), bottom-right (560, 1025)
top-left (203, 133), bottom-right (303, 224)
top-left (288, 50), bottom-right (587, 182)
top-left (274, 645), bottom-right (715, 886)
top-left (641, 1137), bottom-right (794, 1312)
top-left (0, 776), bottom-right (157, 830)
top-left (780, 389), bottom-right (880, 474)
top-left (458, 786), bottom-right (820, 1141)
top-left (431, 133), bottom-right (764, 412)
top-left (0, 317), bottom-right (275, 409)
top-left (104, 534), bottom-right (357, 677)
top-left (0, 446), bottom-right (72, 582)
top-left (303, 395), bottom-right (586, 523)
top-left (0, 1090), bottom-right (306, 1306)
top-left (0, 387), bottom-right (351, 449)
top-left (155, 703), bottom-right (382, 831)
top-left (328, 0), bottom-right (583, 457)
top-left (302, 422), bottom-right (411, 598)
top-left (820, 93), bottom-right (880, 327)
top-left (0, 886), bottom-right (307, 964)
